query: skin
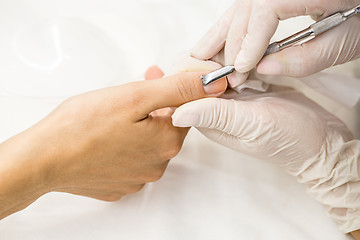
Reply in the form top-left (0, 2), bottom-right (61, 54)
top-left (0, 67), bottom-right (227, 219)
top-left (352, 230), bottom-right (360, 240)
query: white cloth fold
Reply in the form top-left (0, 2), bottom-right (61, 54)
top-left (300, 72), bottom-right (360, 108)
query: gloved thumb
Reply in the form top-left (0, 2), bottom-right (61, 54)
top-left (172, 98), bottom-right (253, 137)
top-left (257, 16), bottom-right (360, 77)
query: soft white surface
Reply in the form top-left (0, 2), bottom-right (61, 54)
top-left (0, 0), bottom-right (358, 239)
top-left (0, 130), bottom-right (353, 240)
top-left (300, 73), bottom-right (360, 108)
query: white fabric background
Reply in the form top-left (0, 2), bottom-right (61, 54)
top-left (0, 0), bottom-right (358, 239)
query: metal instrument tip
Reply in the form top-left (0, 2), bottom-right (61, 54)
top-left (201, 66), bottom-right (235, 86)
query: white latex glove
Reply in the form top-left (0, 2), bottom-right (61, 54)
top-left (192, 0), bottom-right (360, 87)
top-left (172, 89), bottom-right (360, 233)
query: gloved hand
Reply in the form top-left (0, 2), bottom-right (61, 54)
top-left (192, 0), bottom-right (360, 87)
top-left (172, 88), bottom-right (360, 233)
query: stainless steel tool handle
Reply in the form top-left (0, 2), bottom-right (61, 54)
top-left (310, 13), bottom-right (346, 35)
top-left (265, 5), bottom-right (360, 56)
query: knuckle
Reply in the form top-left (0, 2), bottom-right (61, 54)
top-left (285, 45), bottom-right (315, 78)
top-left (175, 78), bottom-right (191, 103)
top-left (128, 89), bottom-right (144, 106)
top-left (174, 73), bottom-right (203, 103)
top-left (126, 90), bottom-right (146, 114)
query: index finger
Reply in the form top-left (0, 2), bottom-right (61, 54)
top-left (128, 71), bottom-right (227, 121)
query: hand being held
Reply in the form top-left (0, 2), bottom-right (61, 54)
top-left (193, 0), bottom-right (360, 87)
top-left (0, 66), bottom-right (227, 218)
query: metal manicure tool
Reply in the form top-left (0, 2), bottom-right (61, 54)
top-left (201, 5), bottom-right (360, 86)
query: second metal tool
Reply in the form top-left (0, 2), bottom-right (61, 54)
top-left (201, 5), bottom-right (360, 86)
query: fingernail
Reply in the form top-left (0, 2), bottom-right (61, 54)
top-left (172, 112), bottom-right (200, 127)
top-left (202, 78), bottom-right (227, 96)
top-left (257, 60), bottom-right (283, 75)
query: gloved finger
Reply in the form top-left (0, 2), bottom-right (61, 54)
top-left (205, 49), bottom-right (249, 88)
top-left (307, 0), bottom-right (360, 21)
top-left (144, 66), bottom-right (174, 117)
top-left (210, 49), bottom-right (225, 65)
top-left (224, 0), bottom-right (251, 65)
top-left (234, 0), bottom-right (360, 74)
top-left (196, 126), bottom-right (253, 154)
top-left (256, 16), bottom-right (360, 77)
top-left (172, 98), bottom-right (257, 137)
top-left (234, 3), bottom-right (279, 73)
top-left (172, 54), bottom-right (224, 73)
top-left (224, 1), bottom-right (252, 88)
top-left (145, 66), bottom-right (165, 80)
top-left (191, 2), bottom-right (237, 60)
top-left (227, 71), bottom-right (250, 88)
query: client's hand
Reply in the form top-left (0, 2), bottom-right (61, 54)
top-left (172, 88), bottom-right (360, 234)
top-left (0, 67), bottom-right (227, 219)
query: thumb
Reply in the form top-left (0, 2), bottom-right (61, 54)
top-left (257, 16), bottom-right (360, 77)
top-left (130, 71), bottom-right (227, 121)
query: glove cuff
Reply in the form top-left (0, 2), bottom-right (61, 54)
top-left (296, 133), bottom-right (360, 233)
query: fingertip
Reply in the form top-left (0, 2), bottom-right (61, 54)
top-left (171, 112), bottom-right (196, 128)
top-left (234, 50), bottom-right (257, 74)
top-left (227, 72), bottom-right (248, 88)
top-left (234, 56), bottom-right (248, 73)
top-left (171, 101), bottom-right (201, 128)
top-left (145, 65), bottom-right (164, 80)
top-left (171, 71), bottom-right (227, 97)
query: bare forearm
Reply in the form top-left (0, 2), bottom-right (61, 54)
top-left (0, 129), bottom-right (50, 219)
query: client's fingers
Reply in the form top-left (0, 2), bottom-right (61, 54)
top-left (151, 107), bottom-right (177, 118)
top-left (145, 66), bottom-right (165, 80)
top-left (131, 72), bottom-right (227, 121)
top-left (145, 66), bottom-right (174, 117)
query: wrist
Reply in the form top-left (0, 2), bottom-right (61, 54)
top-left (299, 138), bottom-right (360, 234)
top-left (0, 126), bottom-right (56, 218)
